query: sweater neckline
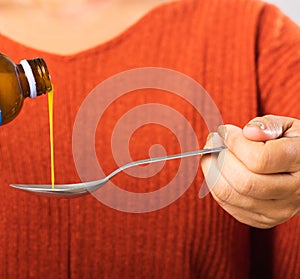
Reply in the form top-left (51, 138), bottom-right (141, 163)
top-left (0, 0), bottom-right (180, 62)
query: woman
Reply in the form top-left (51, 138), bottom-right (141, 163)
top-left (0, 0), bottom-right (299, 278)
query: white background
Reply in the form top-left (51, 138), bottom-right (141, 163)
top-left (264, 0), bottom-right (300, 24)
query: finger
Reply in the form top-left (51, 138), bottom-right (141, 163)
top-left (243, 115), bottom-right (300, 141)
top-left (216, 149), bottom-right (300, 199)
top-left (214, 200), bottom-right (287, 229)
top-left (218, 124), bottom-right (300, 173)
top-left (202, 152), bottom-right (293, 215)
top-left (200, 132), bottom-right (225, 196)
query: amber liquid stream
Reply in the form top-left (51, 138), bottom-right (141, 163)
top-left (48, 88), bottom-right (55, 189)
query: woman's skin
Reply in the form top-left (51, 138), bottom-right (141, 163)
top-left (0, 0), bottom-right (299, 228)
top-left (202, 115), bottom-right (300, 228)
top-left (0, 0), bottom-right (173, 54)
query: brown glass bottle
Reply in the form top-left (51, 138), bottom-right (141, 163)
top-left (0, 53), bottom-right (52, 125)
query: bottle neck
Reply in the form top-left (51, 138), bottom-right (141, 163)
top-left (16, 64), bottom-right (31, 98)
top-left (19, 58), bottom-right (52, 98)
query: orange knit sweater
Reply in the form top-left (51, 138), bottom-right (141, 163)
top-left (0, 0), bottom-right (299, 278)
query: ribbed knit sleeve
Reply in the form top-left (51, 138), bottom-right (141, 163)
top-left (257, 4), bottom-right (300, 118)
top-left (255, 4), bottom-right (300, 279)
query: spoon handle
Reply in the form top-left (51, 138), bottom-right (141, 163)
top-left (106, 146), bottom-right (227, 180)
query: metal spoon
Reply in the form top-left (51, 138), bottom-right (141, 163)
top-left (10, 146), bottom-right (226, 198)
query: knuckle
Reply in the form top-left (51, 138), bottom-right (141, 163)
top-left (256, 207), bottom-right (294, 228)
top-left (235, 174), bottom-right (256, 196)
top-left (248, 148), bottom-right (271, 173)
top-left (213, 184), bottom-right (234, 206)
top-left (254, 213), bottom-right (277, 228)
top-left (232, 213), bottom-right (273, 229)
top-left (255, 222), bottom-right (274, 229)
top-left (278, 208), bottom-right (294, 222)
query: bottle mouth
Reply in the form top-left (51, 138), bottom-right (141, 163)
top-left (20, 58), bottom-right (52, 98)
top-left (31, 58), bottom-right (52, 94)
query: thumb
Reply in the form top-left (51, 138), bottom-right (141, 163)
top-left (242, 115), bottom-right (296, 142)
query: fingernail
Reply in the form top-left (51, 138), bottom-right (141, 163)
top-left (217, 125), bottom-right (227, 139)
top-left (246, 121), bottom-right (266, 130)
top-left (207, 132), bottom-right (214, 141)
top-left (209, 132), bottom-right (224, 147)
